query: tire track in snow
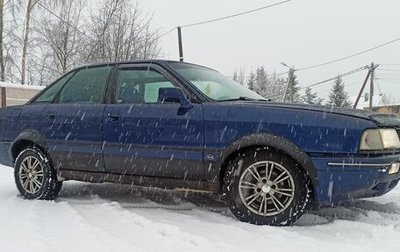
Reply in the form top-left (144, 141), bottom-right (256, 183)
top-left (64, 194), bottom-right (248, 252)
top-left (53, 199), bottom-right (147, 252)
top-left (0, 197), bottom-right (48, 251)
top-left (59, 186), bottom-right (253, 251)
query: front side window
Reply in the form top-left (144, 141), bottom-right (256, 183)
top-left (115, 67), bottom-right (175, 104)
top-left (58, 66), bottom-right (112, 104)
top-left (32, 71), bottom-right (75, 103)
top-left (168, 62), bottom-right (265, 101)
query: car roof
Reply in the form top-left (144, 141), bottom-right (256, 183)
top-left (74, 59), bottom-right (217, 72)
top-left (76, 59), bottom-right (179, 69)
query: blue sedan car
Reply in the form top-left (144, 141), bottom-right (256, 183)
top-left (0, 60), bottom-right (400, 225)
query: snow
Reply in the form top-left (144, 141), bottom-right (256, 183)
top-left (1, 164), bottom-right (400, 252)
top-left (0, 81), bottom-right (45, 91)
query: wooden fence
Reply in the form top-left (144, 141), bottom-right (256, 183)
top-left (0, 83), bottom-right (44, 108)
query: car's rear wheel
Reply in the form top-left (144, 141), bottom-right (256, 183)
top-left (223, 149), bottom-right (311, 226)
top-left (14, 147), bottom-right (62, 200)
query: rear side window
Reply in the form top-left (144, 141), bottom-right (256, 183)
top-left (58, 66), bottom-right (111, 104)
top-left (33, 71), bottom-right (74, 103)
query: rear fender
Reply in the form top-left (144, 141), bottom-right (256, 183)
top-left (10, 129), bottom-right (48, 161)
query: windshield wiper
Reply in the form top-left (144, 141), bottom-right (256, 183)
top-left (218, 97), bottom-right (268, 102)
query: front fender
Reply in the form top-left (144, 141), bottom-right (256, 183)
top-left (214, 133), bottom-right (318, 187)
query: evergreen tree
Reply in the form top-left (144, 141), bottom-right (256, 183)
top-left (302, 87), bottom-right (323, 105)
top-left (284, 70), bottom-right (301, 103)
top-left (247, 68), bottom-right (287, 101)
top-left (248, 66), bottom-right (272, 98)
top-left (246, 67), bottom-right (300, 102)
top-left (247, 71), bottom-right (256, 91)
top-left (254, 66), bottom-right (269, 97)
top-left (268, 72), bottom-right (287, 101)
top-left (327, 76), bottom-right (352, 107)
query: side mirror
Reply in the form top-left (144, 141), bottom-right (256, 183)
top-left (158, 87), bottom-right (193, 109)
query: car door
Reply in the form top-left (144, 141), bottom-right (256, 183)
top-left (103, 64), bottom-right (204, 180)
top-left (40, 65), bottom-right (112, 172)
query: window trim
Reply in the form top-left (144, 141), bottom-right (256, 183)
top-left (109, 63), bottom-right (192, 105)
top-left (28, 69), bottom-right (77, 104)
top-left (54, 64), bottom-right (114, 105)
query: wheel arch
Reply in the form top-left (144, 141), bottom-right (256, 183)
top-left (218, 133), bottom-right (318, 189)
top-left (10, 130), bottom-right (48, 163)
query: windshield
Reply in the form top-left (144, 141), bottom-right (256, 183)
top-left (168, 62), bottom-right (265, 101)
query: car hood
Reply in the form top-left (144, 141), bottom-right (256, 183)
top-left (221, 101), bottom-right (400, 127)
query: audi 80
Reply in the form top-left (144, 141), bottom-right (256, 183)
top-left (1, 60), bottom-right (400, 225)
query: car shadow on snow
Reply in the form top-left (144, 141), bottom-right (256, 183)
top-left (57, 182), bottom-right (400, 227)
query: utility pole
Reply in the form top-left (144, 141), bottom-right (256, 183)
top-left (353, 63), bottom-right (378, 110)
top-left (288, 69), bottom-right (295, 103)
top-left (353, 67), bottom-right (371, 109)
top-left (177, 27), bottom-right (184, 62)
top-left (369, 62), bottom-right (377, 111)
top-left (281, 62), bottom-right (295, 103)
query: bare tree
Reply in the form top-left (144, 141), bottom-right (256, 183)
top-left (232, 67), bottom-right (246, 85)
top-left (84, 0), bottom-right (160, 63)
top-left (20, 0), bottom-right (66, 84)
top-left (38, 0), bottom-right (85, 77)
top-left (20, 0), bottom-right (40, 84)
top-left (0, 0), bottom-right (5, 81)
top-left (0, 0), bottom-right (17, 81)
top-left (237, 67), bottom-right (246, 85)
top-left (0, 0), bottom-right (162, 85)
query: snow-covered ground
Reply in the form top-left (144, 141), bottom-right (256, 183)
top-left (1, 164), bottom-right (400, 252)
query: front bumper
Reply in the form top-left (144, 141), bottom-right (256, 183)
top-left (311, 154), bottom-right (400, 206)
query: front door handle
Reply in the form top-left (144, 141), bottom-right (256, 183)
top-left (107, 114), bottom-right (120, 122)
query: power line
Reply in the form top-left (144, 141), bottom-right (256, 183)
top-left (296, 36), bottom-right (400, 72)
top-left (180, 0), bottom-right (291, 28)
top-left (158, 27), bottom-right (178, 40)
top-left (300, 66), bottom-right (368, 90)
top-left (36, 1), bottom-right (90, 40)
top-left (376, 79), bottom-right (400, 85)
top-left (377, 68), bottom-right (400, 72)
top-left (159, 1), bottom-right (291, 40)
top-left (376, 77), bottom-right (400, 80)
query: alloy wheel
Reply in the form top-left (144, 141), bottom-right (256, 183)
top-left (238, 161), bottom-right (295, 217)
top-left (18, 156), bottom-right (44, 194)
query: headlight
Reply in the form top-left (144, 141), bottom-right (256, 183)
top-left (359, 128), bottom-right (400, 151)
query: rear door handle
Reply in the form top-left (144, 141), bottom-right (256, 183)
top-left (45, 113), bottom-right (56, 120)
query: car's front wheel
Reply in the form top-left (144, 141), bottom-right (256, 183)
top-left (14, 147), bottom-right (62, 200)
top-left (223, 150), bottom-right (311, 225)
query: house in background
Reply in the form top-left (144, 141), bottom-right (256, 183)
top-left (353, 93), bottom-right (400, 115)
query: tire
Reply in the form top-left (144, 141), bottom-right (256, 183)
top-left (14, 147), bottom-right (63, 200)
top-left (223, 149), bottom-right (311, 226)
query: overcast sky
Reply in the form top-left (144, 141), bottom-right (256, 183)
top-left (140, 0), bottom-right (400, 102)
